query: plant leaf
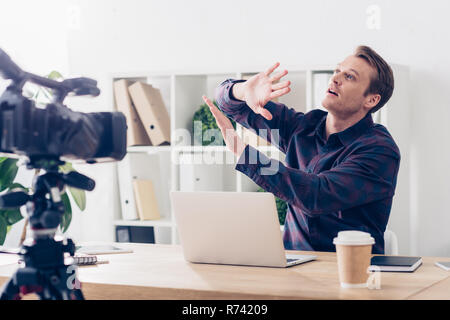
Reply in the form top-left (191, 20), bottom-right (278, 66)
top-left (0, 159), bottom-right (19, 192)
top-left (0, 215), bottom-right (7, 245)
top-left (4, 209), bottom-right (23, 225)
top-left (193, 101), bottom-right (235, 146)
top-left (7, 182), bottom-right (29, 192)
top-left (58, 163), bottom-right (86, 211)
top-left (47, 71), bottom-right (63, 80)
top-left (68, 187), bottom-right (86, 211)
top-left (59, 162), bottom-right (74, 174)
top-left (60, 192), bottom-right (72, 233)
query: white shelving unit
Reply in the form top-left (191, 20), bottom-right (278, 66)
top-left (111, 65), bottom-right (410, 249)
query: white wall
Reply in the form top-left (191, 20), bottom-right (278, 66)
top-left (0, 1), bottom-right (69, 74)
top-left (0, 0), bottom-right (117, 246)
top-left (0, 0), bottom-right (72, 246)
top-left (3, 0), bottom-right (450, 257)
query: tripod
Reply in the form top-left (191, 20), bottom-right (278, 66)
top-left (0, 156), bottom-right (95, 300)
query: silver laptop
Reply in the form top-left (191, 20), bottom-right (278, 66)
top-left (170, 191), bottom-right (316, 268)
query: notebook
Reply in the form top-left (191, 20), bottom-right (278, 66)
top-left (72, 255), bottom-right (109, 266)
top-left (369, 256), bottom-right (422, 272)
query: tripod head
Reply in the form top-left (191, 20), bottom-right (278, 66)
top-left (0, 156), bottom-right (95, 231)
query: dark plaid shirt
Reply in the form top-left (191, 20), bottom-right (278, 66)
top-left (215, 79), bottom-right (400, 254)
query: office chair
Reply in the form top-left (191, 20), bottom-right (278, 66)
top-left (384, 229), bottom-right (399, 255)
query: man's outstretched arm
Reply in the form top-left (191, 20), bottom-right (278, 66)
top-left (236, 144), bottom-right (400, 216)
top-left (215, 63), bottom-right (305, 153)
top-left (203, 95), bottom-right (400, 217)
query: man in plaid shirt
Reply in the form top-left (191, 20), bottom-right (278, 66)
top-left (202, 46), bottom-right (399, 254)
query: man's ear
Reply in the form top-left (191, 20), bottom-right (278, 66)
top-left (364, 93), bottom-right (381, 111)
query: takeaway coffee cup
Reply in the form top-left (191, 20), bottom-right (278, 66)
top-left (333, 231), bottom-right (375, 288)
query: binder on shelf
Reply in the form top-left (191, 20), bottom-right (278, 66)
top-left (118, 156), bottom-right (139, 220)
top-left (128, 82), bottom-right (171, 146)
top-left (179, 152), bottom-right (224, 191)
top-left (113, 79), bottom-right (151, 147)
top-left (132, 179), bottom-right (161, 221)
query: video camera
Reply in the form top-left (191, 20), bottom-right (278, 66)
top-left (0, 48), bottom-right (126, 163)
top-left (0, 48), bottom-right (127, 300)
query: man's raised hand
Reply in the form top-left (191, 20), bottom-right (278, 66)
top-left (202, 95), bottom-right (247, 157)
top-left (232, 62), bottom-right (291, 121)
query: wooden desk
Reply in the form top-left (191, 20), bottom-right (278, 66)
top-left (407, 275), bottom-right (450, 300)
top-left (0, 243), bottom-right (449, 300)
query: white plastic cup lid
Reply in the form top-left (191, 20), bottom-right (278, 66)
top-left (333, 230), bottom-right (375, 246)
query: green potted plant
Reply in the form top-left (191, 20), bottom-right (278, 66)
top-left (0, 71), bottom-right (87, 245)
top-left (192, 100), bottom-right (236, 146)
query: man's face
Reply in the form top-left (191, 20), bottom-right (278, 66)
top-left (322, 55), bottom-right (378, 118)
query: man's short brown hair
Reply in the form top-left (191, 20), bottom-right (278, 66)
top-left (354, 46), bottom-right (394, 113)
